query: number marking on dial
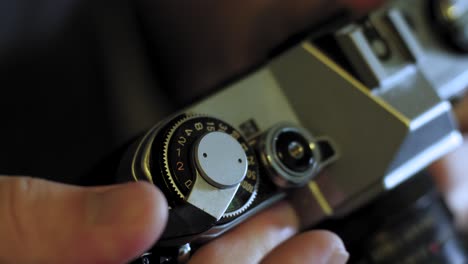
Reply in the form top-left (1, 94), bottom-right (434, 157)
top-left (158, 114), bottom-right (260, 219)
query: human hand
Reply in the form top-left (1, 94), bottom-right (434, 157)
top-left (0, 177), bottom-right (167, 263)
top-left (190, 201), bottom-right (349, 264)
top-left (0, 176), bottom-right (347, 264)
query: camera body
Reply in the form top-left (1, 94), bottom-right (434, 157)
top-left (118, 0), bottom-right (468, 262)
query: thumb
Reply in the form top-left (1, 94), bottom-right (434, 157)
top-left (0, 176), bottom-right (168, 264)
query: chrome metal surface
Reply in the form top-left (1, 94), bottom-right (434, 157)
top-left (260, 123), bottom-right (321, 188)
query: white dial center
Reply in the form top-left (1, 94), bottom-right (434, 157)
top-left (194, 131), bottom-right (248, 188)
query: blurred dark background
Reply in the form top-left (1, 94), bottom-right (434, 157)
top-left (0, 0), bottom-right (349, 185)
top-left (0, 0), bottom-right (174, 184)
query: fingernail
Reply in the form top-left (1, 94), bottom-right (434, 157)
top-left (325, 234), bottom-right (349, 264)
top-left (327, 248), bottom-right (349, 264)
top-left (87, 183), bottom-right (147, 226)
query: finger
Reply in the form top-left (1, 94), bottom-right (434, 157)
top-left (0, 176), bottom-right (168, 264)
top-left (189, 201), bottom-right (299, 264)
top-left (261, 231), bottom-right (349, 264)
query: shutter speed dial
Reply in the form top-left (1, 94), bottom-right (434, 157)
top-left (153, 114), bottom-right (260, 220)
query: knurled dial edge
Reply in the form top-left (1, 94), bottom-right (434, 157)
top-left (160, 113), bottom-right (259, 219)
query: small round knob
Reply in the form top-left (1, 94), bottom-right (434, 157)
top-left (194, 131), bottom-right (248, 188)
top-left (259, 123), bottom-right (321, 188)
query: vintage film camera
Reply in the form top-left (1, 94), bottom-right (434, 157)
top-left (116, 0), bottom-right (468, 263)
